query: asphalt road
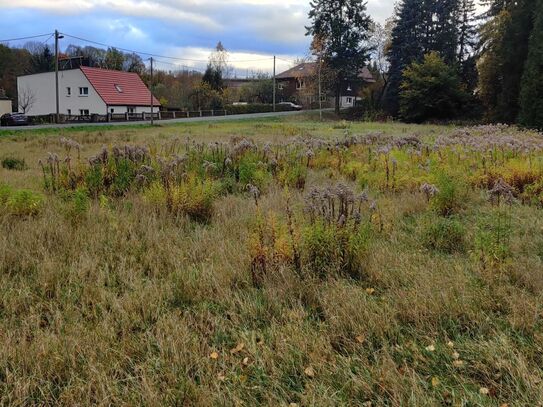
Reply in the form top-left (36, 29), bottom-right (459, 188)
top-left (0, 110), bottom-right (311, 132)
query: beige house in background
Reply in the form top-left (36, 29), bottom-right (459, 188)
top-left (0, 90), bottom-right (12, 115)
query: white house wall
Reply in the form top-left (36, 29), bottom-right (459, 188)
top-left (0, 100), bottom-right (12, 115)
top-left (17, 70), bottom-right (107, 116)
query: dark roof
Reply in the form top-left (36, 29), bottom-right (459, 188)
top-left (80, 66), bottom-right (160, 106)
top-left (275, 63), bottom-right (317, 79)
top-left (276, 62), bottom-right (375, 83)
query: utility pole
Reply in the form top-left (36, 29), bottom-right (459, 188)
top-left (150, 57), bottom-right (154, 126)
top-left (318, 56), bottom-right (323, 121)
top-left (54, 30), bottom-right (62, 124)
top-left (273, 56), bottom-right (276, 112)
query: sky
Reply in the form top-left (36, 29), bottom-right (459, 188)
top-left (0, 1), bottom-right (483, 76)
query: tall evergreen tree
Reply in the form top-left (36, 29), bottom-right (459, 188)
top-left (478, 0), bottom-right (534, 123)
top-left (519, 0), bottom-right (543, 129)
top-left (383, 0), bottom-right (426, 115)
top-left (202, 64), bottom-right (223, 91)
top-left (384, 0), bottom-right (469, 116)
top-left (457, 0), bottom-right (477, 65)
top-left (306, 0), bottom-right (372, 114)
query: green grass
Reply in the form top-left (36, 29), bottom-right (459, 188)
top-left (0, 116), bottom-right (541, 405)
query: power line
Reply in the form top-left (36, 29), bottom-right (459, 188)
top-left (0, 33), bottom-right (54, 43)
top-left (60, 32), bottom-right (275, 63)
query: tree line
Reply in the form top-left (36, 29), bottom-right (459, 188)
top-left (0, 41), bottom-right (274, 112)
top-left (307, 0), bottom-right (543, 129)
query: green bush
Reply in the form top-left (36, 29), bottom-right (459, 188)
top-left (144, 177), bottom-right (221, 223)
top-left (301, 221), bottom-right (371, 279)
top-left (277, 162), bottom-right (307, 190)
top-left (225, 104), bottom-right (295, 115)
top-left (420, 215), bottom-right (465, 254)
top-left (0, 183), bottom-right (13, 204)
top-left (61, 188), bottom-right (90, 222)
top-left (474, 210), bottom-right (512, 265)
top-left (2, 157), bottom-right (27, 171)
top-left (400, 52), bottom-right (469, 123)
top-left (3, 189), bottom-right (44, 216)
top-left (237, 155), bottom-right (272, 190)
top-left (430, 173), bottom-right (466, 217)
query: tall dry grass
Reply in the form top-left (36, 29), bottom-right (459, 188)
top-left (0, 118), bottom-right (542, 405)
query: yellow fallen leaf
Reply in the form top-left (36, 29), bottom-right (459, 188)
top-left (239, 374), bottom-right (247, 383)
top-left (447, 341), bottom-right (454, 348)
top-left (230, 342), bottom-right (245, 354)
top-left (210, 351), bottom-right (219, 360)
top-left (289, 403), bottom-right (299, 407)
top-left (304, 366), bottom-right (315, 378)
top-left (365, 288), bottom-right (375, 295)
top-left (452, 351), bottom-right (460, 360)
top-left (356, 335), bottom-right (365, 344)
top-left (453, 360), bottom-right (464, 367)
top-left (425, 345), bottom-right (436, 352)
top-left (479, 387), bottom-right (490, 395)
top-left (431, 377), bottom-right (440, 387)
top-left (242, 357), bottom-right (250, 366)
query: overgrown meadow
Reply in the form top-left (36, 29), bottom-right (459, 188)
top-left (1, 117), bottom-right (542, 406)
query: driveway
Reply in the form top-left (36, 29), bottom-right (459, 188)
top-left (0, 110), bottom-right (312, 132)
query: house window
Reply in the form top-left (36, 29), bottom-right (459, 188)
top-left (296, 79), bottom-right (305, 90)
top-left (127, 107), bottom-right (135, 114)
top-left (79, 109), bottom-right (89, 115)
top-left (79, 87), bottom-right (89, 96)
top-left (110, 108), bottom-right (115, 113)
top-left (67, 109), bottom-right (71, 115)
top-left (66, 87), bottom-right (71, 96)
top-left (278, 83), bottom-right (284, 90)
top-left (346, 97), bottom-right (353, 104)
top-left (114, 84), bottom-right (123, 93)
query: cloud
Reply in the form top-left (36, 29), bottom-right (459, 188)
top-left (0, 0), bottom-right (221, 29)
top-left (161, 46), bottom-right (297, 75)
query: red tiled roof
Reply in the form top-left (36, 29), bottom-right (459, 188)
top-left (80, 66), bottom-right (160, 106)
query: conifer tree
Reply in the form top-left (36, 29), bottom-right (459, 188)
top-left (519, 0), bottom-right (543, 129)
top-left (478, 0), bottom-right (535, 122)
top-left (383, 0), bottom-right (426, 115)
top-left (306, 0), bottom-right (372, 114)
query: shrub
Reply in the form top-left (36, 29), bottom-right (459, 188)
top-left (0, 183), bottom-right (13, 204)
top-left (225, 104), bottom-right (294, 115)
top-left (430, 173), bottom-right (466, 216)
top-left (237, 155), bottom-right (271, 190)
top-left (420, 215), bottom-right (465, 254)
top-left (61, 188), bottom-right (90, 222)
top-left (301, 221), bottom-right (371, 279)
top-left (474, 210), bottom-right (512, 267)
top-left (3, 189), bottom-right (44, 216)
top-left (2, 156), bottom-right (27, 171)
top-left (400, 52), bottom-right (469, 123)
top-left (145, 177), bottom-right (220, 222)
top-left (277, 163), bottom-right (307, 190)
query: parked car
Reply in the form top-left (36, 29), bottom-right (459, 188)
top-left (277, 102), bottom-right (303, 110)
top-left (1, 113), bottom-right (29, 126)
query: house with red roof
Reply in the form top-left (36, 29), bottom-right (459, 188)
top-left (17, 67), bottom-right (159, 116)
